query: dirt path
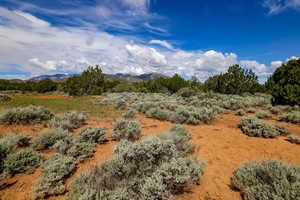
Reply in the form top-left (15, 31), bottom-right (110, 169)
top-left (0, 113), bottom-right (300, 200)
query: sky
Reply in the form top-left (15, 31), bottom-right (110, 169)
top-left (0, 0), bottom-right (299, 82)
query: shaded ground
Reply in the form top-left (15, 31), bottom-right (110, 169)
top-left (0, 108), bottom-right (300, 200)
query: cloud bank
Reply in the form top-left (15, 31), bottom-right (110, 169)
top-left (0, 2), bottom-right (295, 82)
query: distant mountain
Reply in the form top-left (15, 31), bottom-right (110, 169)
top-left (29, 72), bottom-right (167, 82)
top-left (29, 74), bottom-right (76, 81)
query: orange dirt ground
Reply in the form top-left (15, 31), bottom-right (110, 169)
top-left (0, 113), bottom-right (300, 200)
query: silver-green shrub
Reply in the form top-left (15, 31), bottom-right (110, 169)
top-left (111, 119), bottom-right (141, 141)
top-left (231, 160), bottom-right (300, 200)
top-left (246, 107), bottom-right (256, 113)
top-left (0, 105), bottom-right (53, 125)
top-left (4, 149), bottom-right (42, 175)
top-left (32, 129), bottom-right (71, 151)
top-left (239, 116), bottom-right (290, 138)
top-left (75, 126), bottom-right (107, 144)
top-left (122, 109), bottom-right (138, 119)
top-left (0, 94), bottom-right (11, 102)
top-left (66, 125), bottom-right (205, 200)
top-left (235, 109), bottom-right (246, 116)
top-left (255, 110), bottom-right (272, 119)
top-left (279, 111), bottom-right (300, 124)
top-left (50, 111), bottom-right (87, 131)
top-left (286, 134), bottom-right (300, 144)
top-left (35, 153), bottom-right (75, 199)
top-left (158, 125), bottom-right (195, 156)
top-left (269, 106), bottom-right (281, 114)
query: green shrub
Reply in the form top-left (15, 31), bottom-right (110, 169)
top-left (269, 106), bottom-right (281, 114)
top-left (235, 109), bottom-right (246, 116)
top-left (75, 126), bottom-right (107, 144)
top-left (0, 106), bottom-right (53, 125)
top-left (115, 99), bottom-right (127, 110)
top-left (35, 153), bottom-right (75, 198)
top-left (50, 111), bottom-right (87, 131)
top-left (32, 129), bottom-right (71, 151)
top-left (67, 126), bottom-right (205, 200)
top-left (279, 111), bottom-right (300, 124)
top-left (4, 150), bottom-right (42, 175)
top-left (246, 107), bottom-right (256, 113)
top-left (158, 125), bottom-right (195, 156)
top-left (266, 58), bottom-right (300, 106)
top-left (0, 134), bottom-right (31, 173)
top-left (0, 134), bottom-right (31, 153)
top-left (0, 94), bottom-right (11, 102)
top-left (255, 110), bottom-right (272, 119)
top-left (145, 107), bottom-right (170, 121)
top-left (203, 64), bottom-right (261, 95)
top-left (239, 116), bottom-right (290, 138)
top-left (177, 87), bottom-right (197, 97)
top-left (111, 119), bottom-right (141, 141)
top-left (122, 109), bottom-right (138, 119)
top-left (231, 159), bottom-right (300, 200)
top-left (286, 135), bottom-right (300, 144)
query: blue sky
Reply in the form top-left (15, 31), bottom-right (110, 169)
top-left (0, 0), bottom-right (299, 81)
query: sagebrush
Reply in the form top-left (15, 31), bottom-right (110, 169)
top-left (232, 159), bottom-right (300, 200)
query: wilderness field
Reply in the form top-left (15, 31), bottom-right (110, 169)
top-left (0, 92), bottom-right (299, 200)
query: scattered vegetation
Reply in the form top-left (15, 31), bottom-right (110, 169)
top-left (66, 125), bottom-right (205, 200)
top-left (32, 129), bottom-right (71, 151)
top-left (122, 108), bottom-right (138, 119)
top-left (255, 110), bottom-right (272, 119)
top-left (4, 150), bottom-right (42, 175)
top-left (286, 134), bottom-right (300, 144)
top-left (53, 126), bottom-right (107, 161)
top-left (0, 105), bottom-right (54, 125)
top-left (235, 109), bottom-right (245, 116)
top-left (0, 134), bottom-right (31, 173)
top-left (99, 92), bottom-right (272, 125)
top-left (35, 154), bottom-right (75, 199)
top-left (231, 159), bottom-right (300, 200)
top-left (0, 94), bottom-right (11, 102)
top-left (50, 111), bottom-right (87, 131)
top-left (75, 126), bottom-right (107, 144)
top-left (279, 111), bottom-right (300, 124)
top-left (111, 119), bottom-right (141, 141)
top-left (239, 116), bottom-right (290, 138)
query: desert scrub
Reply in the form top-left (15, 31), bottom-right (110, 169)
top-left (176, 87), bottom-right (197, 97)
top-left (0, 94), bottom-right (11, 102)
top-left (110, 119), bottom-right (141, 141)
top-left (269, 106), bottom-right (281, 114)
top-left (231, 160), bottom-right (300, 200)
top-left (0, 134), bottom-right (31, 173)
top-left (255, 110), bottom-right (272, 119)
top-left (75, 126), bottom-right (107, 144)
top-left (32, 129), bottom-right (71, 151)
top-left (235, 109), bottom-right (245, 116)
top-left (50, 111), bottom-right (87, 131)
top-left (115, 99), bottom-right (126, 110)
top-left (239, 116), bottom-right (290, 138)
top-left (145, 107), bottom-right (170, 121)
top-left (286, 134), bottom-right (300, 144)
top-left (4, 149), bottom-right (42, 175)
top-left (245, 107), bottom-right (256, 113)
top-left (279, 111), bottom-right (300, 124)
top-left (66, 125), bottom-right (204, 200)
top-left (122, 108), bottom-right (138, 119)
top-left (0, 105), bottom-right (53, 125)
top-left (35, 153), bottom-right (75, 199)
top-left (158, 125), bottom-right (195, 156)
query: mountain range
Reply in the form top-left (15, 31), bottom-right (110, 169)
top-left (27, 72), bottom-right (166, 82)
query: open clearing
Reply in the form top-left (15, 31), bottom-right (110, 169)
top-left (0, 94), bottom-right (299, 200)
